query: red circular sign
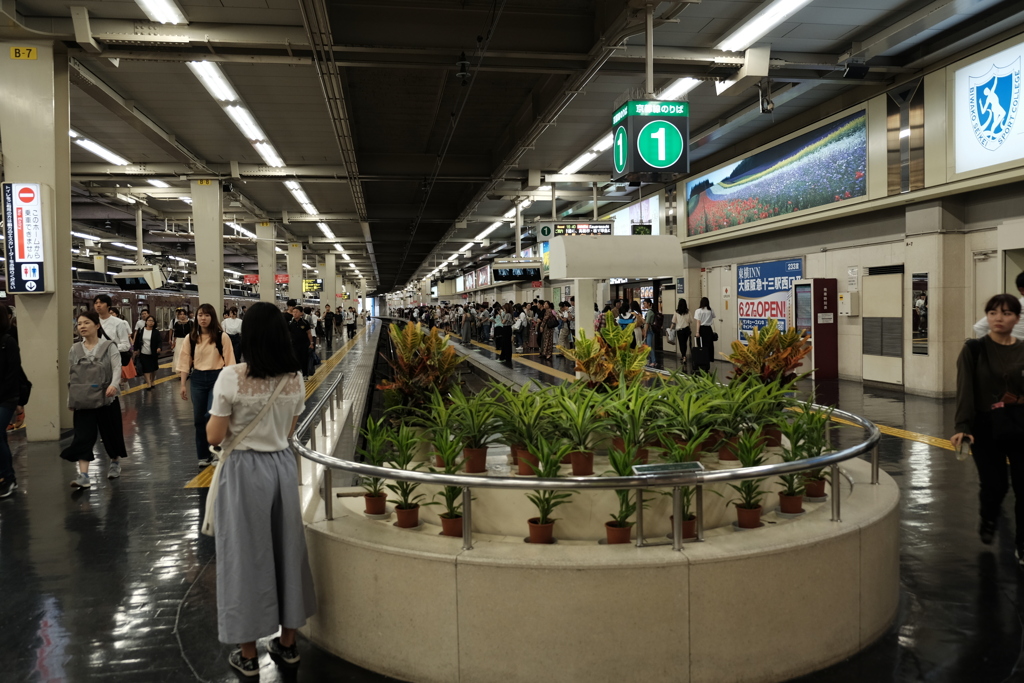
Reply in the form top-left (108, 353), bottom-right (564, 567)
top-left (17, 187), bottom-right (35, 203)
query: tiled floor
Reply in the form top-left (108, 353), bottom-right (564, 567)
top-left (2, 325), bottom-right (1022, 682)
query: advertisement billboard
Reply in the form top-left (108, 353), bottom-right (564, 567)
top-left (954, 38), bottom-right (1024, 174)
top-left (456, 275), bottom-right (465, 292)
top-left (686, 111), bottom-right (867, 237)
top-left (475, 265), bottom-right (490, 287)
top-left (737, 258), bottom-right (803, 337)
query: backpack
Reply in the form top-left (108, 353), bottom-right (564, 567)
top-left (190, 332), bottom-right (225, 362)
top-left (0, 335), bottom-right (31, 405)
top-left (68, 340), bottom-right (113, 410)
top-left (546, 314), bottom-right (559, 329)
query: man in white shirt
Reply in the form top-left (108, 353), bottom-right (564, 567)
top-left (974, 272), bottom-right (1024, 340)
top-left (94, 294), bottom-right (132, 388)
top-left (133, 308), bottom-right (149, 341)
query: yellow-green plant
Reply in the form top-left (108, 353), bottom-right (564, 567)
top-left (377, 322), bottom-right (464, 416)
top-left (725, 318), bottom-right (811, 385)
top-left (558, 312), bottom-right (649, 388)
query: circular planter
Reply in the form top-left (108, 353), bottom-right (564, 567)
top-left (440, 514), bottom-right (463, 537)
top-left (779, 493), bottom-right (804, 515)
top-left (735, 505), bottom-right (763, 529)
top-left (517, 450), bottom-right (539, 476)
top-left (463, 447), bottom-right (488, 474)
top-left (527, 517), bottom-right (555, 544)
top-left (364, 492), bottom-right (388, 515)
top-left (394, 504), bottom-right (420, 528)
top-left (570, 451), bottom-right (594, 476)
top-left (604, 521), bottom-right (632, 544)
top-left (805, 478), bottom-right (827, 498)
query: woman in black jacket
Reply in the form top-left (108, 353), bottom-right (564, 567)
top-left (132, 316), bottom-right (163, 390)
top-left (0, 304), bottom-right (28, 498)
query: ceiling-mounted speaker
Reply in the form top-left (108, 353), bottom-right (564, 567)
top-left (843, 63), bottom-right (869, 80)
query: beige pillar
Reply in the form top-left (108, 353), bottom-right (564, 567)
top-left (191, 179), bottom-right (224, 312)
top-left (574, 279), bottom-right (597, 342)
top-left (324, 253), bottom-right (337, 312)
top-left (256, 221), bottom-right (276, 303)
top-left (0, 40), bottom-right (74, 436)
top-left (287, 242), bottom-right (303, 302)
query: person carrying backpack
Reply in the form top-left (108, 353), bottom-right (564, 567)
top-left (0, 303), bottom-right (29, 498)
top-left (177, 303), bottom-right (236, 467)
top-left (60, 310), bottom-right (127, 488)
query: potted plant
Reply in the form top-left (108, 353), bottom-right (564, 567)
top-left (726, 427), bottom-right (770, 528)
top-left (524, 435), bottom-right (577, 543)
top-left (605, 377), bottom-right (659, 464)
top-left (559, 312), bottom-right (651, 389)
top-left (426, 431), bottom-right (466, 537)
top-left (712, 375), bottom-right (769, 461)
top-left (657, 429), bottom-right (717, 538)
top-left (408, 389), bottom-right (461, 466)
top-left (449, 385), bottom-right (499, 473)
top-left (552, 383), bottom-right (607, 475)
top-left (377, 321), bottom-right (465, 423)
top-left (386, 424), bottom-right (426, 528)
top-left (798, 405), bottom-right (836, 499)
top-left (493, 383), bottom-right (552, 475)
top-left (604, 446), bottom-right (639, 544)
top-left (775, 415), bottom-right (806, 514)
top-left (358, 416), bottom-right (391, 515)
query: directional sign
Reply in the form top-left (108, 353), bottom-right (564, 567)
top-left (611, 100), bottom-right (690, 180)
top-left (3, 182), bottom-right (48, 294)
top-left (538, 225), bottom-right (553, 242)
top-left (554, 222), bottom-right (612, 236)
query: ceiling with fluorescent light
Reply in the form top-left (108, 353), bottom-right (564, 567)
top-left (2, 0), bottom-right (1023, 294)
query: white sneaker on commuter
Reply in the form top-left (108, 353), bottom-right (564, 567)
top-left (71, 472), bottom-right (91, 489)
top-left (107, 460), bottom-right (121, 479)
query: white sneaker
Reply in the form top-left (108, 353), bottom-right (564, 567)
top-left (71, 472), bottom-right (91, 488)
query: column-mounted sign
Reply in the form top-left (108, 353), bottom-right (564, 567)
top-left (274, 273), bottom-right (290, 284)
top-left (303, 278), bottom-right (323, 292)
top-left (3, 183), bottom-right (49, 293)
top-left (611, 100), bottom-right (690, 181)
top-left (243, 274), bottom-right (259, 284)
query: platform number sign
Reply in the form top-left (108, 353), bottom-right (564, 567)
top-left (611, 100), bottom-right (689, 179)
top-left (3, 183), bottom-right (48, 293)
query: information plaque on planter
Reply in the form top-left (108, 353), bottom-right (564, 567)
top-left (632, 462), bottom-right (704, 476)
top-left (611, 100), bottom-right (690, 182)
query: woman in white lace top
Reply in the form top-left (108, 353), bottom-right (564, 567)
top-left (206, 302), bottom-right (316, 677)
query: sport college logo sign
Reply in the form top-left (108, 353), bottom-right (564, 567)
top-left (956, 40), bottom-right (1024, 174)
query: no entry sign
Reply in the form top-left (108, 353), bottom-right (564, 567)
top-left (3, 183), bottom-right (48, 293)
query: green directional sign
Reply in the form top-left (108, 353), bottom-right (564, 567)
top-left (611, 100), bottom-right (690, 179)
top-left (613, 125), bottom-right (628, 175)
top-left (539, 224), bottom-right (552, 242)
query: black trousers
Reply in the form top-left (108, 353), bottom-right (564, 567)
top-left (347, 323), bottom-right (356, 339)
top-left (60, 398), bottom-right (128, 463)
top-left (496, 326), bottom-right (513, 362)
top-left (971, 413), bottom-right (1024, 545)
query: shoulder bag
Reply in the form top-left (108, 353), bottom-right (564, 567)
top-left (201, 374), bottom-right (291, 537)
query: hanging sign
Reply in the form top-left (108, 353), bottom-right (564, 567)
top-left (243, 274), bottom-right (259, 284)
top-left (3, 183), bottom-right (48, 293)
top-left (611, 101), bottom-right (690, 180)
top-left (275, 273), bottom-right (290, 284)
top-left (554, 222), bottom-right (612, 236)
top-left (737, 258), bottom-right (803, 336)
top-left (531, 281), bottom-right (543, 288)
top-left (303, 278), bottom-right (323, 292)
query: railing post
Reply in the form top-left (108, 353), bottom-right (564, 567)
top-left (329, 391), bottom-right (336, 422)
top-left (695, 484), bottom-right (705, 542)
top-left (320, 406), bottom-right (328, 438)
top-left (310, 425), bottom-right (317, 452)
top-left (324, 468), bottom-right (334, 520)
top-left (634, 488), bottom-right (644, 548)
top-left (871, 444), bottom-right (879, 485)
top-left (831, 463), bottom-right (841, 522)
top-left (672, 486), bottom-right (682, 551)
top-left (462, 487), bottom-right (473, 550)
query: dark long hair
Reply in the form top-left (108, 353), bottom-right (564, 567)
top-left (699, 297), bottom-right (711, 310)
top-left (241, 302), bottom-right (302, 378)
top-left (189, 303), bottom-right (223, 345)
top-left (676, 299), bottom-right (689, 315)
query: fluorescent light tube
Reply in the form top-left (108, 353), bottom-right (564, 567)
top-left (519, 199), bottom-right (532, 209)
top-left (560, 152), bottom-right (596, 175)
top-left (459, 243), bottom-right (473, 252)
top-left (147, 179), bottom-right (170, 188)
top-left (300, 203), bottom-right (318, 215)
top-left (303, 264), bottom-right (313, 270)
top-left (334, 244), bottom-right (344, 252)
top-left (659, 77), bottom-right (701, 100)
top-left (187, 61), bottom-right (238, 102)
top-left (503, 207), bottom-right (517, 219)
top-left (69, 130), bottom-right (78, 138)
top-left (593, 133), bottom-right (614, 152)
top-left (899, 128), bottom-right (911, 139)
top-left (71, 231), bottom-right (99, 239)
top-left (254, 142), bottom-right (284, 167)
top-left (317, 223), bottom-right (335, 238)
top-left (135, 0), bottom-right (188, 24)
top-left (537, 185), bottom-right (552, 192)
top-left (74, 138), bottom-right (129, 165)
top-left (227, 222), bottom-right (256, 238)
top-left (475, 223), bottom-right (502, 240)
top-left (225, 105), bottom-right (266, 142)
top-left (716, 0), bottom-right (815, 52)
top-left (179, 196), bottom-right (192, 204)
top-left (107, 255), bottom-right (134, 263)
top-left (342, 253), bottom-right (351, 261)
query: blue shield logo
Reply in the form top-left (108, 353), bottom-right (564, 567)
top-left (968, 57), bottom-right (1021, 151)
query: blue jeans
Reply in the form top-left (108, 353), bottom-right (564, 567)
top-left (0, 405), bottom-right (14, 481)
top-left (191, 369), bottom-right (221, 461)
top-left (646, 330), bottom-right (656, 365)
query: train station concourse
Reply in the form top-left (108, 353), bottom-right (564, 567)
top-left (3, 0), bottom-right (1024, 681)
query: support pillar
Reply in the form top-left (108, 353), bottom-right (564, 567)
top-left (256, 221), bottom-right (276, 303)
top-left (574, 279), bottom-right (597, 344)
top-left (190, 179), bottom-right (224, 312)
top-left (287, 242), bottom-right (303, 302)
top-left (135, 204), bottom-right (144, 265)
top-left (0, 40), bottom-right (74, 436)
top-left (515, 204), bottom-right (522, 255)
top-left (324, 253), bottom-right (337, 312)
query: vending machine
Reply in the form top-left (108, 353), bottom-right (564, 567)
top-left (791, 278), bottom-right (838, 380)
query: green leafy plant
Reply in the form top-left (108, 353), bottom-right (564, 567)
top-left (385, 424), bottom-right (426, 510)
top-left (606, 446), bottom-right (639, 528)
top-left (449, 384), bottom-right (500, 449)
top-left (377, 322), bottom-right (465, 417)
top-left (797, 405), bottom-right (837, 485)
top-left (558, 312), bottom-right (650, 388)
top-left (524, 434), bottom-right (577, 525)
top-left (425, 430), bottom-right (466, 519)
top-left (725, 318), bottom-right (812, 385)
top-left (492, 382), bottom-right (553, 449)
top-left (358, 416), bottom-right (392, 498)
top-left (552, 383), bottom-right (608, 452)
top-left (650, 375), bottom-right (721, 445)
top-left (726, 427), bottom-right (770, 510)
top-left (605, 377), bottom-right (660, 452)
top-left (775, 411), bottom-right (807, 497)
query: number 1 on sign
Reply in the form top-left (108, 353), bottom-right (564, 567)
top-left (616, 135), bottom-right (624, 165)
top-left (651, 127), bottom-right (666, 161)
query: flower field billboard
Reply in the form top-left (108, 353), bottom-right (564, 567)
top-left (686, 110), bottom-right (867, 237)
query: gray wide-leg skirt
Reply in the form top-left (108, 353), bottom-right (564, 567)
top-left (214, 448), bottom-right (317, 644)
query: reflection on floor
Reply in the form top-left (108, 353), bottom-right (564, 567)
top-left (1, 328), bottom-right (1020, 682)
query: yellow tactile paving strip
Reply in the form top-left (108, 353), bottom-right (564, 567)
top-left (184, 328), bottom-right (368, 489)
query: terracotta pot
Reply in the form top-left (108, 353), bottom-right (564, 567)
top-left (570, 450), bottom-right (594, 476)
top-left (560, 451), bottom-right (572, 464)
top-left (510, 443), bottom-right (524, 465)
top-left (463, 447), bottom-right (488, 474)
top-left (718, 436), bottom-right (739, 461)
top-left (762, 427), bottom-right (784, 448)
top-left (434, 453), bottom-right (445, 468)
top-left (805, 478), bottom-right (827, 498)
top-left (611, 436), bottom-right (626, 453)
top-left (670, 515), bottom-right (698, 540)
top-left (698, 429), bottom-right (723, 454)
top-left (517, 450), bottom-right (539, 476)
top-left (779, 493), bottom-right (804, 514)
top-left (394, 504), bottom-right (420, 528)
top-left (637, 448), bottom-right (650, 464)
top-left (605, 521), bottom-right (632, 544)
top-left (528, 517), bottom-right (555, 544)
top-left (440, 514), bottom-right (463, 537)
top-left (735, 505), bottom-right (763, 529)
top-left (610, 437), bottom-right (648, 464)
top-left (364, 492), bottom-right (387, 515)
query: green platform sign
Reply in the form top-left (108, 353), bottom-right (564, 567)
top-left (611, 100), bottom-right (690, 179)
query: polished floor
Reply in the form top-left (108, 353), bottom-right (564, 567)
top-left (2, 327), bottom-right (1023, 682)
